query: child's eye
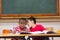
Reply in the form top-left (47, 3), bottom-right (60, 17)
top-left (20, 22), bottom-right (26, 24)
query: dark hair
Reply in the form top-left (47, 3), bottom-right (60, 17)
top-left (19, 18), bottom-right (27, 23)
top-left (28, 16), bottom-right (36, 24)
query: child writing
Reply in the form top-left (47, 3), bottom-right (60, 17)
top-left (10, 18), bottom-right (28, 40)
top-left (27, 16), bottom-right (49, 40)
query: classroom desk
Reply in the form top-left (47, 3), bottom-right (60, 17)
top-left (0, 34), bottom-right (60, 40)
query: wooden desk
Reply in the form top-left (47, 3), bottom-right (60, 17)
top-left (0, 34), bottom-right (60, 40)
top-left (0, 34), bottom-right (60, 37)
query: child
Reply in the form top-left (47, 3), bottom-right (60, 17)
top-left (10, 18), bottom-right (28, 40)
top-left (27, 16), bottom-right (49, 40)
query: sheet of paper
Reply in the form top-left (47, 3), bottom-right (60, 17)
top-left (29, 31), bottom-right (44, 34)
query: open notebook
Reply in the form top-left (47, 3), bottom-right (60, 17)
top-left (29, 30), bottom-right (49, 34)
top-left (20, 30), bottom-right (56, 34)
top-left (20, 30), bottom-right (49, 34)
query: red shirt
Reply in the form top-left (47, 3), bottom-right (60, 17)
top-left (30, 24), bottom-right (46, 40)
top-left (30, 24), bottom-right (46, 32)
top-left (12, 26), bottom-right (28, 33)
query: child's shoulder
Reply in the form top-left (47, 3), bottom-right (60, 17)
top-left (36, 24), bottom-right (45, 28)
top-left (14, 25), bottom-right (20, 28)
top-left (36, 24), bottom-right (43, 26)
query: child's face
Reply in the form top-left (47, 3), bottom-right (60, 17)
top-left (19, 20), bottom-right (26, 27)
top-left (28, 20), bottom-right (33, 27)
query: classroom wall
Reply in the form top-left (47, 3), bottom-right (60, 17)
top-left (0, 19), bottom-right (60, 40)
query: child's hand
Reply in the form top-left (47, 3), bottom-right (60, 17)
top-left (20, 31), bottom-right (27, 33)
top-left (10, 30), bottom-right (16, 34)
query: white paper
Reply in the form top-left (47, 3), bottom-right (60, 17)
top-left (29, 31), bottom-right (44, 34)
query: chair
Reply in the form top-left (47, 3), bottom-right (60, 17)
top-left (46, 27), bottom-right (54, 40)
top-left (2, 29), bottom-right (10, 34)
top-left (2, 29), bottom-right (11, 40)
top-left (46, 27), bottom-right (54, 31)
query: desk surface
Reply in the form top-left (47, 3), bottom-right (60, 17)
top-left (0, 34), bottom-right (60, 38)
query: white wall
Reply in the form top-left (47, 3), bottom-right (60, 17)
top-left (0, 19), bottom-right (60, 40)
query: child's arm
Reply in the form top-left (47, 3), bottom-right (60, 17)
top-left (20, 28), bottom-right (30, 33)
top-left (10, 27), bottom-right (16, 34)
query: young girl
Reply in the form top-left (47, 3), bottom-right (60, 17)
top-left (27, 16), bottom-right (49, 40)
top-left (10, 18), bottom-right (28, 40)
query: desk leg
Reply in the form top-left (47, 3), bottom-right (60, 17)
top-left (27, 37), bottom-right (30, 40)
top-left (27, 38), bottom-right (30, 40)
top-left (4, 38), bottom-right (6, 40)
top-left (27, 37), bottom-right (33, 40)
top-left (52, 37), bottom-right (53, 40)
